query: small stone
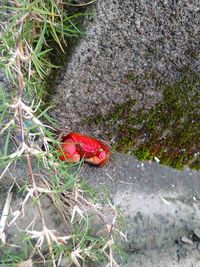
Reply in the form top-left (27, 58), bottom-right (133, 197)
top-left (154, 157), bottom-right (160, 163)
top-left (181, 236), bottom-right (193, 245)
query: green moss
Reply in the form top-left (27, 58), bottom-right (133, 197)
top-left (86, 70), bottom-right (200, 170)
top-left (134, 147), bottom-right (153, 160)
top-left (127, 72), bottom-right (137, 81)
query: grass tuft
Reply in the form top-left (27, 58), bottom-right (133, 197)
top-left (0, 1), bottom-right (124, 266)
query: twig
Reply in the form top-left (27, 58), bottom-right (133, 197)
top-left (0, 160), bottom-right (14, 180)
top-left (15, 25), bottom-right (56, 266)
top-left (25, 151), bottom-right (56, 267)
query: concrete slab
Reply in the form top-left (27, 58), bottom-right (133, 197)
top-left (81, 153), bottom-right (200, 266)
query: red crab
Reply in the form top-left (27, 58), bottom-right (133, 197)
top-left (59, 132), bottom-right (111, 167)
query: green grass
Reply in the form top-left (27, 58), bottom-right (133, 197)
top-left (0, 1), bottom-right (124, 266)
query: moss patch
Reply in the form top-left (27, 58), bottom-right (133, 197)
top-left (86, 71), bottom-right (200, 170)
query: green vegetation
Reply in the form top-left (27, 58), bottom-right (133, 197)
top-left (87, 70), bottom-right (200, 169)
top-left (0, 1), bottom-right (124, 266)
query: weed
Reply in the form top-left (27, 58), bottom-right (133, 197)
top-left (0, 1), bottom-right (124, 266)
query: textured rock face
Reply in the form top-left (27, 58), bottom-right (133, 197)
top-left (52, 0), bottom-right (200, 130)
top-left (82, 153), bottom-right (200, 267)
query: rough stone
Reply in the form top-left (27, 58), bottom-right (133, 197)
top-left (51, 0), bottom-right (200, 134)
top-left (80, 153), bottom-right (200, 266)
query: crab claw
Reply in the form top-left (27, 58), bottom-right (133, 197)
top-left (59, 137), bottom-right (80, 162)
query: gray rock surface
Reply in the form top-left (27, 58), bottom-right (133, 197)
top-left (51, 0), bottom-right (200, 132)
top-left (81, 153), bottom-right (200, 267)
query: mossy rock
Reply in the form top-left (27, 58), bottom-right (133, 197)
top-left (86, 71), bottom-right (200, 170)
